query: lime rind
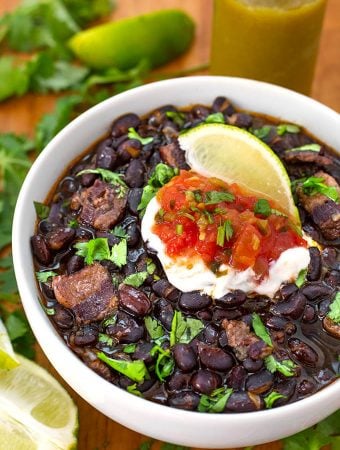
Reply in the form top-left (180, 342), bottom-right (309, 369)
top-left (179, 123), bottom-right (301, 226)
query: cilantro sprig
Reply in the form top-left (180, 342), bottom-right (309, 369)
top-left (198, 387), bottom-right (233, 413)
top-left (128, 127), bottom-right (154, 145)
top-left (327, 292), bottom-right (340, 324)
top-left (265, 355), bottom-right (297, 377)
top-left (264, 391), bottom-right (286, 408)
top-left (74, 237), bottom-right (127, 267)
top-left (252, 313), bottom-right (273, 347)
top-left (170, 311), bottom-right (204, 346)
top-left (97, 352), bottom-right (148, 383)
top-left (301, 176), bottom-right (339, 203)
top-left (76, 168), bottom-right (127, 197)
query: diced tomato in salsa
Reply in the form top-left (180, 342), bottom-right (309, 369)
top-left (152, 170), bottom-right (306, 277)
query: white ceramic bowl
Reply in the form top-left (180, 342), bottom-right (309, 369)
top-left (13, 77), bottom-right (340, 448)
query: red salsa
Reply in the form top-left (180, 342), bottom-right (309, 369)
top-left (153, 171), bottom-right (306, 277)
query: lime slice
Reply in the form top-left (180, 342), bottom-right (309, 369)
top-left (0, 353), bottom-right (78, 449)
top-left (179, 123), bottom-right (300, 225)
top-left (0, 318), bottom-right (20, 370)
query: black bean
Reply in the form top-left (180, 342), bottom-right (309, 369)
top-left (307, 247), bottom-right (322, 281)
top-left (218, 330), bottom-right (228, 348)
top-left (152, 279), bottom-right (179, 302)
top-left (243, 357), bottom-right (263, 373)
top-left (66, 255), bottom-right (84, 274)
top-left (96, 141), bottom-right (117, 170)
top-left (153, 298), bottom-right (174, 331)
top-left (117, 139), bottom-right (141, 163)
top-left (226, 366), bottom-right (247, 390)
top-left (246, 370), bottom-right (273, 394)
top-left (38, 220), bottom-right (57, 235)
top-left (173, 344), bottom-right (197, 372)
top-left (196, 309), bottom-right (213, 321)
top-left (191, 370), bottom-right (221, 395)
top-left (168, 391), bottom-right (200, 410)
top-left (323, 270), bottom-right (340, 288)
top-left (179, 292), bottom-right (212, 312)
top-left (125, 159), bottom-right (145, 188)
top-left (45, 227), bottom-right (75, 251)
top-left (248, 340), bottom-right (271, 360)
top-left (213, 309), bottom-right (242, 322)
top-left (76, 226), bottom-right (95, 240)
top-left (321, 247), bottom-right (337, 268)
top-left (148, 151), bottom-right (162, 171)
top-left (297, 379), bottom-right (316, 396)
top-left (215, 290), bottom-right (246, 309)
top-left (132, 342), bottom-right (154, 364)
top-left (167, 371), bottom-right (191, 392)
top-left (315, 368), bottom-right (334, 384)
top-left (322, 316), bottom-right (340, 338)
top-left (198, 344), bottom-right (234, 372)
top-left (59, 177), bottom-right (79, 196)
top-left (301, 283), bottom-right (334, 300)
top-left (241, 296), bottom-right (271, 313)
top-left (212, 96), bottom-right (235, 116)
top-left (192, 104), bottom-right (210, 119)
top-left (302, 305), bottom-right (316, 323)
top-left (228, 113), bottom-right (253, 128)
top-left (72, 326), bottom-right (98, 346)
top-left (202, 324), bottom-right (219, 344)
top-left (31, 235), bottom-right (52, 265)
top-left (118, 284), bottom-right (151, 317)
top-left (143, 383), bottom-right (168, 405)
top-left (273, 379), bottom-right (297, 406)
top-left (279, 283), bottom-right (298, 300)
top-left (126, 223), bottom-right (140, 247)
top-left (79, 172), bottom-right (96, 187)
top-left (271, 291), bottom-right (306, 319)
top-left (288, 338), bottom-right (318, 366)
top-left (127, 188), bottom-right (142, 215)
top-left (107, 312), bottom-right (144, 344)
top-left (226, 392), bottom-right (261, 412)
top-left (52, 305), bottom-right (74, 330)
top-left (111, 113), bottom-right (140, 138)
top-left (284, 322), bottom-right (297, 335)
top-left (265, 316), bottom-right (288, 331)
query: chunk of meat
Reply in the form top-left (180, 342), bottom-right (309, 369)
top-left (70, 179), bottom-right (127, 231)
top-left (222, 319), bottom-right (272, 361)
top-left (297, 171), bottom-right (340, 240)
top-left (159, 142), bottom-right (188, 169)
top-left (52, 262), bottom-right (118, 324)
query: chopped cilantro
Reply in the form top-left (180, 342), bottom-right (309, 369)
top-left (138, 163), bottom-right (179, 213)
top-left (102, 315), bottom-right (117, 328)
top-left (287, 143), bottom-right (321, 153)
top-left (264, 391), bottom-right (286, 408)
top-left (301, 176), bottom-right (339, 203)
top-left (166, 111), bottom-right (185, 127)
top-left (98, 333), bottom-right (113, 346)
top-left (123, 272), bottom-right (148, 288)
top-left (67, 218), bottom-right (78, 228)
top-left (74, 237), bottom-right (127, 267)
top-left (144, 316), bottom-right (165, 340)
top-left (110, 239), bottom-right (128, 268)
top-left (251, 126), bottom-right (271, 140)
top-left (35, 271), bottom-right (57, 283)
top-left (205, 112), bottom-right (225, 124)
top-left (146, 258), bottom-right (156, 275)
top-left (265, 355), bottom-right (297, 377)
top-left (205, 191), bottom-right (235, 205)
top-left (198, 387), bottom-right (233, 413)
top-left (76, 168), bottom-right (127, 197)
top-left (33, 201), bottom-right (50, 220)
top-left (127, 383), bottom-right (142, 397)
top-left (327, 292), bottom-right (340, 324)
top-left (110, 225), bottom-right (129, 239)
top-left (128, 127), bottom-right (154, 145)
top-left (42, 305), bottom-right (56, 316)
top-left (216, 224), bottom-right (226, 247)
top-left (254, 198), bottom-right (271, 216)
top-left (295, 268), bottom-right (307, 288)
top-left (97, 352), bottom-right (148, 383)
top-left (277, 124), bottom-right (300, 135)
top-left (150, 344), bottom-right (174, 381)
top-left (123, 343), bottom-right (137, 354)
top-left (170, 311), bottom-right (204, 346)
top-left (252, 313), bottom-right (273, 347)
top-left (224, 219), bottom-right (234, 241)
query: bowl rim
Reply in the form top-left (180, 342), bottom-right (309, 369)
top-left (12, 76), bottom-right (340, 448)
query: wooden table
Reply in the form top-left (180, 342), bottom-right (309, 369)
top-left (0, 1), bottom-right (339, 449)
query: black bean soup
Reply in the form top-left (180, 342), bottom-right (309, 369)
top-left (31, 97), bottom-right (340, 413)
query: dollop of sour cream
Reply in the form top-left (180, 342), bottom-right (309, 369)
top-left (142, 197), bottom-right (310, 299)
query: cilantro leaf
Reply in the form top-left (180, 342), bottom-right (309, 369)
top-left (33, 201), bottom-right (50, 220)
top-left (251, 126), bottom-right (271, 140)
top-left (295, 268), bottom-right (307, 288)
top-left (204, 191), bottom-right (235, 205)
top-left (205, 112), bottom-right (225, 124)
top-left (166, 111), bottom-right (185, 127)
top-left (123, 343), bottom-right (137, 354)
top-left (98, 333), bottom-right (113, 346)
top-left (123, 272), bottom-right (148, 288)
top-left (144, 316), bottom-right (165, 340)
top-left (128, 127), bottom-right (154, 145)
top-left (76, 168), bottom-right (127, 197)
top-left (277, 124), bottom-right (300, 135)
top-left (62, 0), bottom-right (116, 27)
top-left (150, 345), bottom-right (174, 381)
top-left (111, 225), bottom-right (129, 239)
top-left (264, 391), bottom-right (286, 408)
top-left (254, 198), bottom-right (271, 216)
top-left (301, 176), bottom-right (339, 203)
top-left (110, 239), bottom-right (127, 268)
top-left (170, 311), bottom-right (204, 346)
top-left (97, 352), bottom-right (148, 382)
top-left (67, 218), bottom-right (78, 228)
top-left (0, 56), bottom-right (30, 101)
top-left (138, 164), bottom-right (179, 213)
top-left (265, 355), bottom-right (297, 377)
top-left (74, 238), bottom-right (110, 265)
top-left (252, 313), bottom-right (273, 347)
top-left (127, 383), bottom-right (142, 397)
top-left (5, 310), bottom-right (35, 359)
top-left (327, 292), bottom-right (340, 324)
top-left (198, 387), bottom-right (233, 413)
top-left (287, 143), bottom-right (321, 153)
top-left (35, 271), bottom-right (57, 283)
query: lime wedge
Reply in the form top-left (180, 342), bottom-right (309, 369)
top-left (0, 319), bottom-right (78, 449)
top-left (0, 318), bottom-right (19, 370)
top-left (179, 123), bottom-right (300, 225)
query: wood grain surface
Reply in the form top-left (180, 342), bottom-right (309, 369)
top-left (0, 1), bottom-right (339, 449)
